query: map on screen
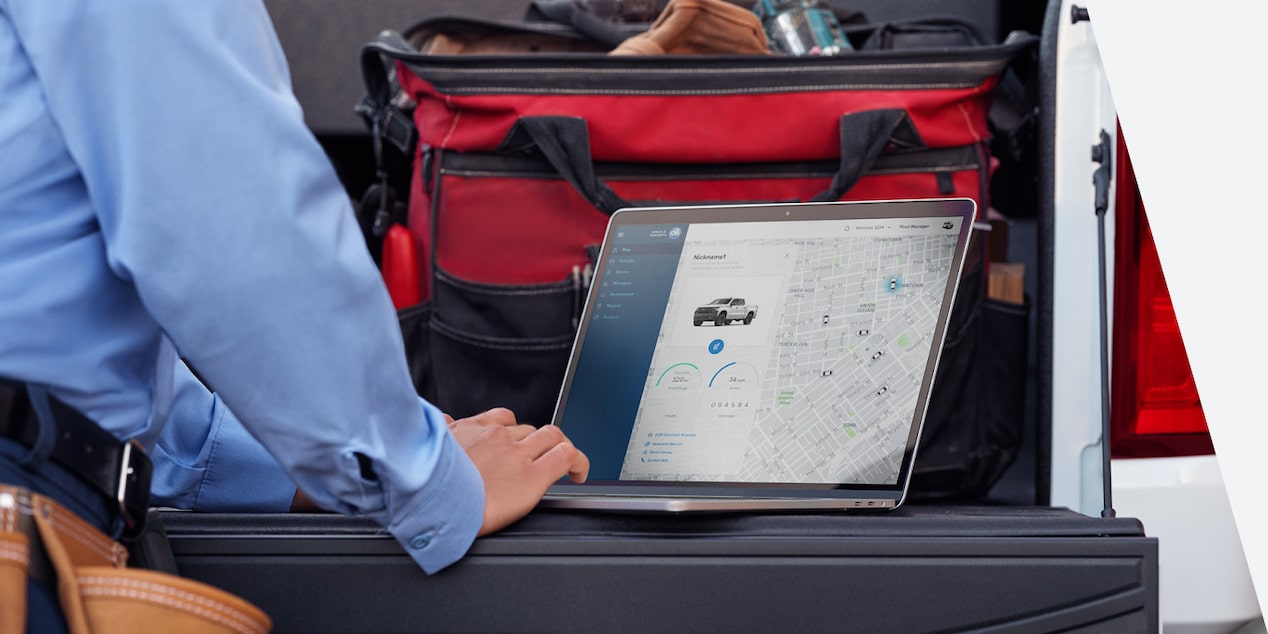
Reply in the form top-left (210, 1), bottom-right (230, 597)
top-left (618, 218), bottom-right (961, 486)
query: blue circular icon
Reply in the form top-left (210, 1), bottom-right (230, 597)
top-left (708, 339), bottom-right (725, 354)
top-left (668, 226), bottom-right (682, 240)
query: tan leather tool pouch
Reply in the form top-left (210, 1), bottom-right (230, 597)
top-left (610, 0), bottom-right (769, 55)
top-left (1, 485), bottom-right (272, 634)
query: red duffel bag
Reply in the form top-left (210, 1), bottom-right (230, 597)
top-left (359, 11), bottom-right (1035, 499)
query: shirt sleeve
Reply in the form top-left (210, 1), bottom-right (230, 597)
top-left (6, 0), bottom-right (484, 572)
top-left (149, 359), bottom-right (298, 513)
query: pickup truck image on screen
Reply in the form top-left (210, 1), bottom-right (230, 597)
top-left (693, 298), bottom-right (758, 326)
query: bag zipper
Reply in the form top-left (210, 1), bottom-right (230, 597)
top-left (373, 34), bottom-right (1037, 96)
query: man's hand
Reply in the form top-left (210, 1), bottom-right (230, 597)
top-left (291, 488), bottom-right (321, 512)
top-left (449, 408), bottom-right (589, 536)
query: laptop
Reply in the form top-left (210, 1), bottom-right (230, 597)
top-left (540, 198), bottom-right (977, 512)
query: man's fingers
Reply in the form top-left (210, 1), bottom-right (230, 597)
top-left (458, 413), bottom-right (593, 537)
top-left (535, 440), bottom-right (590, 484)
top-left (467, 407), bottom-right (517, 427)
top-left (506, 423), bottom-right (537, 441)
top-left (517, 424), bottom-right (568, 457)
top-left (521, 425), bottom-right (589, 483)
top-left (455, 421), bottom-right (535, 444)
top-left (515, 425), bottom-right (589, 481)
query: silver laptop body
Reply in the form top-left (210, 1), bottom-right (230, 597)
top-left (541, 198), bottom-right (977, 512)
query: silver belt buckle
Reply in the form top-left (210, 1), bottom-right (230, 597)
top-left (116, 439), bottom-right (153, 540)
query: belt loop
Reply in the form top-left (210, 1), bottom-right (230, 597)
top-left (18, 385), bottom-right (57, 471)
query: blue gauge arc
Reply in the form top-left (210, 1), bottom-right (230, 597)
top-left (709, 362), bottom-right (737, 387)
top-left (655, 363), bottom-right (699, 386)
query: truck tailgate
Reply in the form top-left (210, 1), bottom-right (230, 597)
top-left (161, 505), bottom-right (1157, 632)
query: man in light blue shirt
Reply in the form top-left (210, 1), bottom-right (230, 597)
top-left (0, 0), bottom-right (589, 619)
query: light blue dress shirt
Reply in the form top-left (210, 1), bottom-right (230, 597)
top-left (0, 0), bottom-right (483, 573)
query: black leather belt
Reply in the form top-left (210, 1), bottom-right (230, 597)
top-left (0, 379), bottom-right (152, 540)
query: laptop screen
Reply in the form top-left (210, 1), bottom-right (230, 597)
top-left (552, 199), bottom-right (975, 496)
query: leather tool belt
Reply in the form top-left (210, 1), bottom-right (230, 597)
top-left (1, 484), bottom-right (272, 634)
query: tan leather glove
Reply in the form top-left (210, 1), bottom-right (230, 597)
top-left (610, 0), bottom-right (770, 55)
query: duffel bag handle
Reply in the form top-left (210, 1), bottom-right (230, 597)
top-left (501, 116), bottom-right (631, 214)
top-left (502, 109), bottom-right (927, 215)
top-left (811, 108), bottom-right (925, 202)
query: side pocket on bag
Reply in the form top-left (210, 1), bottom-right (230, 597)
top-left (402, 269), bottom-right (580, 426)
top-left (910, 263), bottom-right (984, 499)
top-left (969, 296), bottom-right (1030, 492)
top-left (908, 264), bottom-right (1030, 501)
top-left (428, 319), bottom-right (573, 427)
top-left (398, 301), bottom-right (436, 401)
top-left (432, 269), bottom-right (581, 339)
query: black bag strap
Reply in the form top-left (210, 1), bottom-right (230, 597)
top-left (355, 31), bottom-right (421, 264)
top-left (499, 116), bottom-right (630, 214)
top-left (855, 15), bottom-right (994, 50)
top-left (810, 109), bottom-right (924, 202)
top-left (500, 109), bottom-right (927, 215)
top-left (525, 0), bottom-right (640, 48)
top-left (357, 31), bottom-right (416, 156)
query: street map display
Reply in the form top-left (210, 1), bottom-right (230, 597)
top-left (619, 218), bottom-right (961, 485)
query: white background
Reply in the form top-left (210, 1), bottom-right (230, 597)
top-left (1084, 0), bottom-right (1268, 612)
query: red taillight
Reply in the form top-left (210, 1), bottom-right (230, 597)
top-left (1109, 125), bottom-right (1213, 458)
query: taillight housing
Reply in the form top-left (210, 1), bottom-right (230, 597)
top-left (1109, 125), bottom-right (1214, 458)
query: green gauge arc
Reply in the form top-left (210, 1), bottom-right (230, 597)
top-left (655, 363), bottom-right (700, 386)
